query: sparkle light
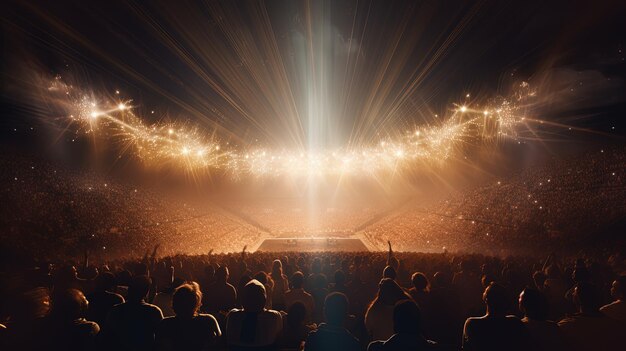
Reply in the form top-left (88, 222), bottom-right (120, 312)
top-left (45, 77), bottom-right (548, 179)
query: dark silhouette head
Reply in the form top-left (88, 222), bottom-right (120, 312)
top-left (411, 272), bottom-right (429, 291)
top-left (324, 292), bottom-right (349, 326)
top-left (128, 275), bottom-right (151, 302)
top-left (286, 302), bottom-right (307, 327)
top-left (204, 265), bottom-right (215, 279)
top-left (291, 271), bottom-right (304, 289)
top-left (483, 282), bottom-right (509, 316)
top-left (611, 275), bottom-right (626, 300)
top-left (519, 287), bottom-right (548, 320)
top-left (254, 271), bottom-right (269, 285)
top-left (393, 300), bottom-right (421, 334)
top-left (272, 259), bottom-right (283, 277)
top-left (312, 258), bottom-right (322, 274)
top-left (215, 266), bottom-right (229, 283)
top-left (533, 271), bottom-right (546, 289)
top-left (172, 282), bottom-right (202, 318)
top-left (573, 282), bottom-right (600, 313)
top-left (334, 270), bottom-right (346, 287)
top-left (383, 265), bottom-right (397, 280)
top-left (572, 268), bottom-right (589, 284)
top-left (313, 273), bottom-right (327, 290)
top-left (375, 278), bottom-right (409, 306)
top-left (94, 272), bottom-right (117, 292)
top-left (51, 289), bottom-right (88, 321)
top-left (242, 279), bottom-right (266, 312)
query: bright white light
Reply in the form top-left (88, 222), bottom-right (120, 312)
top-left (118, 103), bottom-right (126, 110)
top-left (459, 106), bottom-right (468, 113)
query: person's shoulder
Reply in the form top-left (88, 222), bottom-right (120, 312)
top-left (367, 340), bottom-right (385, 351)
top-left (465, 316), bottom-right (486, 323)
top-left (557, 315), bottom-right (578, 327)
top-left (143, 301), bottom-right (162, 311)
top-left (76, 319), bottom-right (100, 335)
top-left (262, 309), bottom-right (283, 319)
top-left (196, 313), bottom-right (220, 325)
top-left (464, 316), bottom-right (486, 330)
top-left (600, 300), bottom-right (621, 312)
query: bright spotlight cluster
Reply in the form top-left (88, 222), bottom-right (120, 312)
top-left (46, 76), bottom-right (539, 179)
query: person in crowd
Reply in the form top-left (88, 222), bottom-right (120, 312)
top-left (86, 271), bottom-right (125, 327)
top-left (155, 282), bottom-right (221, 350)
top-left (225, 279), bottom-right (282, 350)
top-left (54, 265), bottom-right (90, 293)
top-left (382, 266), bottom-right (397, 281)
top-left (462, 282), bottom-right (529, 351)
top-left (38, 288), bottom-right (100, 351)
top-left (453, 260), bottom-right (484, 317)
top-left (203, 266), bottom-right (237, 315)
top-left (254, 271), bottom-right (275, 309)
top-left (101, 275), bottom-right (163, 351)
top-left (558, 282), bottom-right (620, 351)
top-left (408, 272), bottom-right (430, 308)
top-left (518, 287), bottom-right (565, 351)
top-left (270, 259), bottom-right (289, 311)
top-left (600, 275), bottom-right (626, 321)
top-left (304, 292), bottom-right (361, 351)
top-left (0, 287), bottom-right (50, 349)
top-left (368, 300), bottom-right (437, 351)
top-left (285, 271), bottom-right (315, 320)
top-left (153, 277), bottom-right (184, 318)
top-left (331, 270), bottom-right (348, 294)
top-left (277, 302), bottom-right (311, 349)
top-left (365, 278), bottom-right (412, 342)
top-left (310, 273), bottom-right (329, 322)
top-left (307, 258), bottom-right (328, 292)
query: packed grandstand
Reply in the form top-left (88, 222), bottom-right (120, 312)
top-left (1, 147), bottom-right (624, 261)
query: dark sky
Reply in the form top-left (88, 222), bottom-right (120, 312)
top-left (1, 0), bottom-right (625, 165)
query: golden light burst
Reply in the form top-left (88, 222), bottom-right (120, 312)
top-left (47, 76), bottom-right (539, 179)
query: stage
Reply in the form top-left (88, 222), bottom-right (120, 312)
top-left (255, 237), bottom-right (369, 252)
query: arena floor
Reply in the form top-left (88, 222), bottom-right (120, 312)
top-left (255, 237), bottom-right (369, 252)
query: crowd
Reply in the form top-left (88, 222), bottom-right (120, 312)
top-left (0, 154), bottom-right (263, 259)
top-left (363, 148), bottom-right (626, 254)
top-left (2, 148), bottom-right (624, 260)
top-left (1, 244), bottom-right (625, 350)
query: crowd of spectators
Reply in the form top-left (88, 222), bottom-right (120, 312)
top-left (363, 148), bottom-right (626, 254)
top-left (0, 244), bottom-right (625, 350)
top-left (0, 154), bottom-right (263, 260)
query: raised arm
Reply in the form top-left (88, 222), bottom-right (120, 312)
top-left (387, 240), bottom-right (393, 266)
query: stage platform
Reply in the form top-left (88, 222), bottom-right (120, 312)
top-left (255, 237), bottom-right (369, 252)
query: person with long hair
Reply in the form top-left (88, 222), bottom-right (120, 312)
top-left (270, 260), bottom-right (289, 311)
top-left (155, 282), bottom-right (221, 350)
top-left (365, 278), bottom-right (412, 342)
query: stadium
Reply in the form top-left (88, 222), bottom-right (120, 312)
top-left (1, 1), bottom-right (625, 350)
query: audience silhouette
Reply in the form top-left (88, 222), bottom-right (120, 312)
top-left (1, 247), bottom-right (625, 350)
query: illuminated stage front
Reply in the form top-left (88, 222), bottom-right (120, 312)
top-left (255, 237), bottom-right (369, 252)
